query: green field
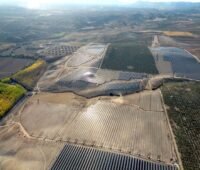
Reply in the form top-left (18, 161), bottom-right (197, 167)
top-left (12, 59), bottom-right (47, 90)
top-left (0, 82), bottom-right (26, 117)
top-left (101, 43), bottom-right (158, 74)
top-left (161, 81), bottom-right (200, 170)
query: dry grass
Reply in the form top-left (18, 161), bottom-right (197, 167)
top-left (163, 31), bottom-right (194, 37)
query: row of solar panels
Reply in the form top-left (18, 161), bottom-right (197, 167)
top-left (51, 144), bottom-right (178, 170)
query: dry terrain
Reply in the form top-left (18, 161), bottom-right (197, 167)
top-left (1, 6), bottom-right (200, 170)
top-left (0, 124), bottom-right (63, 170)
top-left (17, 90), bottom-right (177, 164)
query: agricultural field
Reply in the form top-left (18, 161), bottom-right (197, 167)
top-left (161, 81), bottom-right (200, 170)
top-left (0, 57), bottom-right (33, 79)
top-left (20, 92), bottom-right (87, 139)
top-left (101, 43), bottom-right (158, 74)
top-left (0, 82), bottom-right (26, 117)
top-left (1, 5), bottom-right (200, 170)
top-left (19, 90), bottom-right (177, 164)
top-left (0, 124), bottom-right (63, 170)
top-left (163, 31), bottom-right (194, 37)
top-left (12, 59), bottom-right (47, 90)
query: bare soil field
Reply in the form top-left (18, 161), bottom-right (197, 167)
top-left (0, 57), bottom-right (33, 79)
top-left (20, 93), bottom-right (88, 139)
top-left (0, 124), bottom-right (63, 170)
top-left (19, 90), bottom-right (177, 164)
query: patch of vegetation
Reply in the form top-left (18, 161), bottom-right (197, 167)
top-left (0, 82), bottom-right (26, 117)
top-left (0, 77), bottom-right (12, 84)
top-left (101, 43), bottom-right (158, 74)
top-left (12, 59), bottom-right (47, 90)
top-left (161, 81), bottom-right (200, 170)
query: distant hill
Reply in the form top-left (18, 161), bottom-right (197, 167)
top-left (130, 2), bottom-right (200, 9)
top-left (1, 2), bottom-right (200, 10)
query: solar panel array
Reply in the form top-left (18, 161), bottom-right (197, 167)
top-left (157, 47), bottom-right (200, 80)
top-left (61, 101), bottom-right (175, 162)
top-left (119, 71), bottom-right (148, 80)
top-left (51, 144), bottom-right (178, 170)
top-left (41, 67), bottom-right (148, 97)
top-left (163, 54), bottom-right (200, 80)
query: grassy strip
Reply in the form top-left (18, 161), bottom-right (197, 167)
top-left (161, 81), bottom-right (200, 170)
top-left (101, 43), bottom-right (158, 74)
top-left (12, 59), bottom-right (47, 90)
top-left (0, 82), bottom-right (26, 117)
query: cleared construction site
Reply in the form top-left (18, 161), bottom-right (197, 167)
top-left (1, 5), bottom-right (200, 170)
top-left (19, 90), bottom-right (177, 163)
top-left (0, 43), bottom-right (188, 170)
